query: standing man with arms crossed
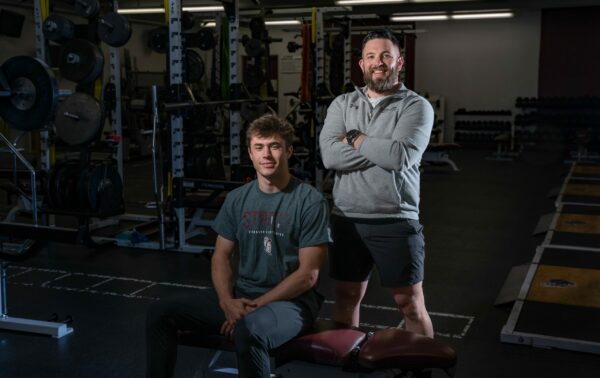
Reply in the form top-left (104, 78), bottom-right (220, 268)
top-left (319, 29), bottom-right (434, 337)
top-left (146, 114), bottom-right (329, 378)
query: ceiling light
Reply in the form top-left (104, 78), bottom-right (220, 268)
top-left (264, 20), bottom-right (302, 26)
top-left (391, 14), bottom-right (449, 21)
top-left (451, 11), bottom-right (513, 20)
top-left (118, 6), bottom-right (224, 15)
top-left (183, 6), bottom-right (225, 12)
top-left (118, 8), bottom-right (165, 14)
top-left (336, 0), bottom-right (407, 5)
top-left (411, 0), bottom-right (477, 2)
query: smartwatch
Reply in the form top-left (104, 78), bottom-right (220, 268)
top-left (346, 129), bottom-right (362, 148)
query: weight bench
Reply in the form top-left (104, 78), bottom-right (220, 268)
top-left (422, 143), bottom-right (461, 171)
top-left (178, 320), bottom-right (456, 377)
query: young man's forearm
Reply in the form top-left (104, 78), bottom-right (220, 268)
top-left (252, 245), bottom-right (327, 307)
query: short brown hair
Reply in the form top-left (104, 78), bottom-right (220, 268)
top-left (361, 29), bottom-right (401, 55)
top-left (246, 114), bottom-right (295, 148)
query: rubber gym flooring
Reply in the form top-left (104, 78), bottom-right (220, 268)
top-left (1, 150), bottom-right (599, 378)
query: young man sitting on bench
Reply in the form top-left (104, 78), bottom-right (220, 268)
top-left (145, 114), bottom-right (330, 378)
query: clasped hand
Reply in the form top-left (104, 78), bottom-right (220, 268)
top-left (219, 297), bottom-right (258, 339)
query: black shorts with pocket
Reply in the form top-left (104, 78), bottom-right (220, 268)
top-left (328, 214), bottom-right (425, 287)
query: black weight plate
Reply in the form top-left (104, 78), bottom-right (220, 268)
top-left (50, 161), bottom-right (70, 209)
top-left (45, 162), bottom-right (63, 209)
top-left (97, 177), bottom-right (124, 217)
top-left (43, 14), bottom-right (75, 44)
top-left (55, 161), bottom-right (80, 210)
top-left (87, 163), bottom-right (123, 215)
top-left (182, 12), bottom-right (195, 31)
top-left (186, 49), bottom-right (205, 82)
top-left (149, 27), bottom-right (168, 54)
top-left (77, 164), bottom-right (93, 212)
top-left (287, 41), bottom-right (301, 53)
top-left (74, 0), bottom-right (100, 18)
top-left (55, 92), bottom-right (105, 146)
top-left (249, 17), bottom-right (265, 36)
top-left (197, 28), bottom-right (215, 51)
top-left (0, 56), bottom-right (58, 130)
top-left (244, 38), bottom-right (264, 57)
top-left (97, 12), bottom-right (132, 48)
top-left (245, 64), bottom-right (265, 90)
top-left (64, 164), bottom-right (82, 211)
top-left (59, 39), bottom-right (104, 84)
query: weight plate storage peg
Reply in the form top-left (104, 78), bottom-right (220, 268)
top-left (97, 12), bottom-right (132, 48)
top-left (74, 0), bottom-right (100, 19)
top-left (59, 39), bottom-right (104, 84)
top-left (43, 14), bottom-right (75, 44)
top-left (55, 92), bottom-right (105, 146)
top-left (0, 56), bottom-right (58, 130)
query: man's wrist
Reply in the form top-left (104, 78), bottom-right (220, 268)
top-left (346, 129), bottom-right (362, 148)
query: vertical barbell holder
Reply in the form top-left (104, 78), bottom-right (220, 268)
top-left (151, 85), bottom-right (166, 250)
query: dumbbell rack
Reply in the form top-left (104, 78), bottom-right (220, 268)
top-left (515, 96), bottom-right (600, 162)
top-left (453, 109), bottom-right (516, 160)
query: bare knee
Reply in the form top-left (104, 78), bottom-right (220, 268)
top-left (397, 298), bottom-right (421, 320)
top-left (335, 281), bottom-right (367, 306)
top-left (392, 289), bottom-right (427, 321)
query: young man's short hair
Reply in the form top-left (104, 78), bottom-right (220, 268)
top-left (246, 114), bottom-right (295, 148)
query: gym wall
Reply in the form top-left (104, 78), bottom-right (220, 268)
top-left (414, 10), bottom-right (541, 143)
top-left (539, 6), bottom-right (600, 97)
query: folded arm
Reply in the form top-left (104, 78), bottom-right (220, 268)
top-left (319, 99), bottom-right (375, 171)
top-left (357, 99), bottom-right (434, 171)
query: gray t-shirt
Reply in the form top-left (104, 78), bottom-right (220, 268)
top-left (212, 177), bottom-right (329, 315)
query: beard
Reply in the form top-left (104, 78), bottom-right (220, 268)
top-left (363, 64), bottom-right (399, 93)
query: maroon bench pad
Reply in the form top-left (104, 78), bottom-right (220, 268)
top-left (359, 328), bottom-right (457, 370)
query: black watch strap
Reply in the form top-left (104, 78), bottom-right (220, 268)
top-left (346, 129), bottom-right (362, 148)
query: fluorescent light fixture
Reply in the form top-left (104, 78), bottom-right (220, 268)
top-left (336, 0), bottom-right (406, 5)
top-left (118, 8), bottom-right (164, 14)
top-left (264, 20), bottom-right (302, 26)
top-left (118, 6), bottom-right (224, 15)
top-left (451, 11), bottom-right (513, 20)
top-left (391, 9), bottom-right (514, 22)
top-left (332, 13), bottom-right (379, 19)
top-left (411, 0), bottom-right (477, 2)
top-left (391, 14), bottom-right (449, 21)
top-left (183, 6), bottom-right (224, 12)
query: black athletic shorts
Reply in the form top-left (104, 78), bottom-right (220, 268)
top-left (328, 214), bottom-right (425, 287)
